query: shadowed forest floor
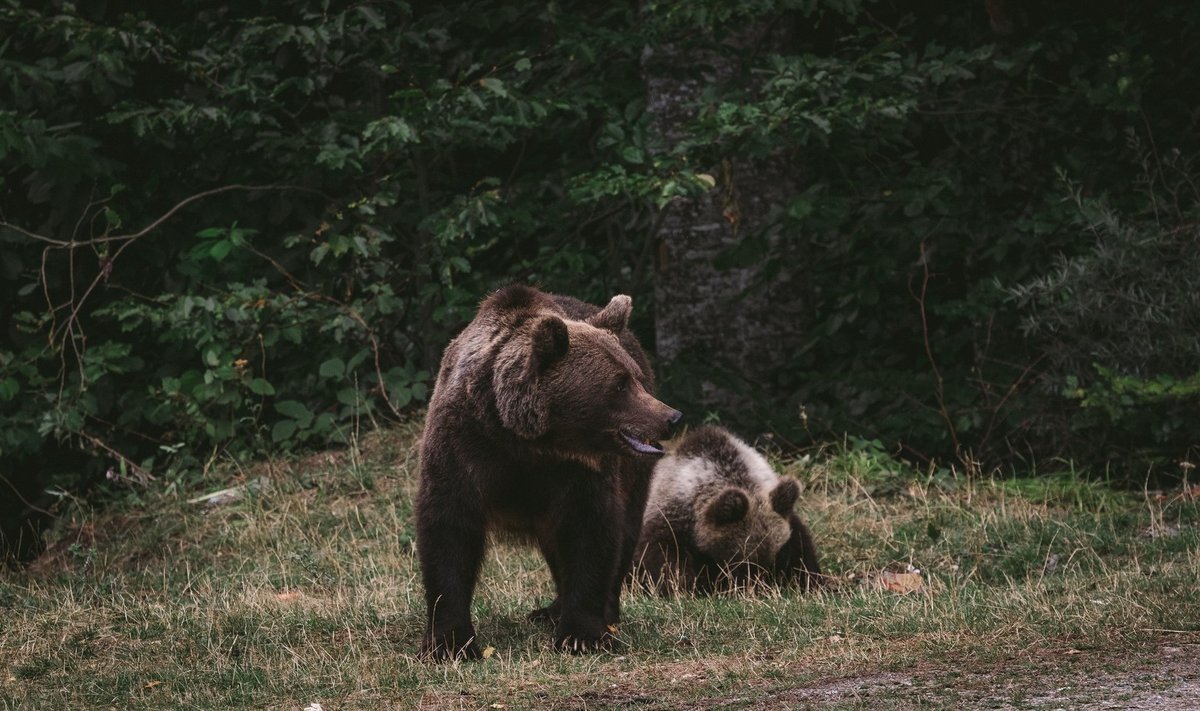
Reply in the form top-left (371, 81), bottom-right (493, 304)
top-left (2, 424), bottom-right (1198, 709)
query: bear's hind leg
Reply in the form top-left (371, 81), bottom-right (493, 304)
top-left (548, 482), bottom-right (622, 653)
top-left (608, 492), bottom-right (650, 623)
top-left (610, 460), bottom-right (653, 623)
top-left (416, 467), bottom-right (487, 661)
top-left (527, 534), bottom-right (563, 624)
top-left (417, 518), bottom-right (486, 660)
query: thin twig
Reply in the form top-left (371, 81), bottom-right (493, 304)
top-left (977, 353), bottom-right (1048, 458)
top-left (0, 473), bottom-right (55, 516)
top-left (913, 241), bottom-right (959, 455)
top-left (310, 294), bottom-right (405, 420)
top-left (1, 183), bottom-right (328, 248)
top-left (33, 184), bottom-right (327, 348)
top-left (79, 430), bottom-right (156, 485)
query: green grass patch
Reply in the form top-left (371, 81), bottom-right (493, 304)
top-left (1, 426), bottom-right (1198, 708)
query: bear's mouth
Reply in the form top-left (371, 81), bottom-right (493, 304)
top-left (618, 427), bottom-right (665, 456)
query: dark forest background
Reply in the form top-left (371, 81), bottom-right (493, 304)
top-left (3, 0), bottom-right (1198, 559)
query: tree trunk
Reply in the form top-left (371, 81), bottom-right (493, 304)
top-left (643, 28), bottom-right (806, 415)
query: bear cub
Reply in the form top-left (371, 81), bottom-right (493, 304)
top-left (636, 425), bottom-right (821, 593)
top-left (416, 285), bottom-right (682, 660)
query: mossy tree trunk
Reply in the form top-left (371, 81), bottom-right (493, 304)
top-left (643, 25), bottom-right (808, 416)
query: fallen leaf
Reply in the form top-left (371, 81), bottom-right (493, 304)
top-left (490, 704), bottom-right (506, 709)
top-left (878, 571), bottom-right (924, 594)
top-left (143, 680), bottom-right (162, 690)
top-left (607, 624), bottom-right (620, 635)
top-left (482, 646), bottom-right (496, 659)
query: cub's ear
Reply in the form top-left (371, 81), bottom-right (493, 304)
top-left (704, 488), bottom-right (749, 526)
top-left (530, 316), bottom-right (569, 372)
top-left (586, 294), bottom-right (632, 332)
top-left (770, 478), bottom-right (799, 515)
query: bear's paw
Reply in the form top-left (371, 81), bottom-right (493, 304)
top-left (420, 628), bottom-right (482, 662)
top-left (554, 620), bottom-right (619, 654)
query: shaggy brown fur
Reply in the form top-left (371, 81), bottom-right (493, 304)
top-left (636, 425), bottom-right (821, 594)
top-left (416, 285), bottom-right (681, 660)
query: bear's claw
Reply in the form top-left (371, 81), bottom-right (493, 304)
top-left (554, 624), bottom-right (619, 654)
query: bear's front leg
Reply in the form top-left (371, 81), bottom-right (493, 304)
top-left (416, 463), bottom-right (487, 661)
top-left (547, 482), bottom-right (623, 654)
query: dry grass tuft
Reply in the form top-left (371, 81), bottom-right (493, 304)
top-left (2, 424), bottom-right (1198, 708)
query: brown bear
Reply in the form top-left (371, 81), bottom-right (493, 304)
top-left (635, 425), bottom-right (821, 593)
top-left (416, 285), bottom-right (682, 659)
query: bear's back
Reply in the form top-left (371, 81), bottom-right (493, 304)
top-left (650, 426), bottom-right (779, 512)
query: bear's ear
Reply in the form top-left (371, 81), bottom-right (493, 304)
top-left (770, 478), bottom-right (799, 515)
top-left (493, 317), bottom-right (566, 439)
top-left (586, 294), bottom-right (632, 332)
top-left (704, 488), bottom-right (749, 526)
top-left (530, 316), bottom-right (569, 372)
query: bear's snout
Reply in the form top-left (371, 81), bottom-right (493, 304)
top-left (640, 395), bottom-right (682, 439)
top-left (614, 394), bottom-right (681, 457)
top-left (667, 408), bottom-right (684, 435)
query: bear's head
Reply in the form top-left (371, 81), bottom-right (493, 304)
top-left (693, 477), bottom-right (800, 578)
top-left (492, 295), bottom-right (681, 458)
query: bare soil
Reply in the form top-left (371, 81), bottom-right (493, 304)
top-left (725, 641), bottom-right (1200, 710)
top-left (528, 640), bottom-right (1200, 710)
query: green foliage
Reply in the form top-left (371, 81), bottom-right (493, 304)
top-left (648, 2), bottom-right (1200, 471)
top-left (1, 0), bottom-right (1197, 499)
top-left (0, 0), bottom-right (668, 485)
top-left (1006, 167), bottom-right (1200, 462)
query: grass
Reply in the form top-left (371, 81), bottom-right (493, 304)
top-left (2, 423), bottom-right (1198, 709)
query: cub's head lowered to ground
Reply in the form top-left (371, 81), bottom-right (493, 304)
top-left (636, 425), bottom-right (821, 593)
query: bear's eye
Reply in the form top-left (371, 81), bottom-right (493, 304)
top-left (614, 377), bottom-right (628, 393)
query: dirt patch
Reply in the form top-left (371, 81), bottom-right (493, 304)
top-left (757, 641), bottom-right (1200, 710)
top-left (983, 643), bottom-right (1200, 710)
top-left (571, 640), bottom-right (1200, 710)
top-left (696, 672), bottom-right (913, 709)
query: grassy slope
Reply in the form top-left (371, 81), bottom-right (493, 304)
top-left (1, 424), bottom-right (1198, 709)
